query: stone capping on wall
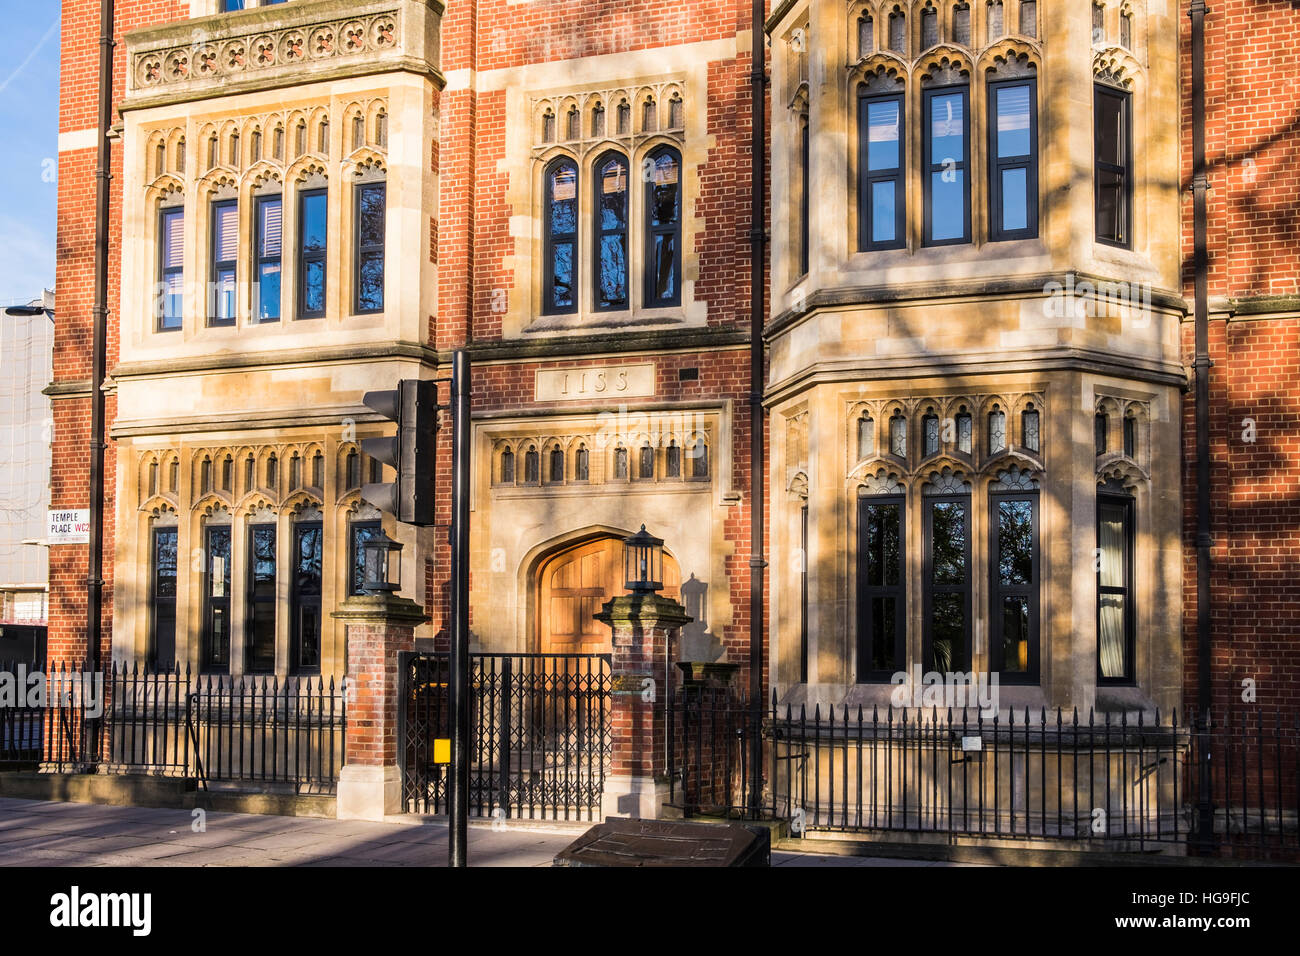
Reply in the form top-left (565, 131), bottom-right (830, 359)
top-left (122, 0), bottom-right (445, 112)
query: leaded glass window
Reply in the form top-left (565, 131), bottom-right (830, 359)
top-left (988, 409), bottom-right (1007, 454)
top-left (543, 158), bottom-right (579, 314)
top-left (923, 411), bottom-right (940, 457)
top-left (889, 411), bottom-right (907, 458)
top-left (595, 153), bottom-right (629, 311)
top-left (858, 415), bottom-right (875, 460)
top-left (1022, 407), bottom-right (1040, 452)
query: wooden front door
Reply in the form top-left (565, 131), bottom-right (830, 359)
top-left (538, 536), bottom-right (680, 654)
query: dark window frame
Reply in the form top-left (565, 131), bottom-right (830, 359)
top-left (349, 519), bottom-right (382, 596)
top-left (644, 145), bottom-right (684, 309)
top-left (149, 526), bottom-right (178, 668)
top-left (542, 156), bottom-right (579, 316)
top-left (593, 151), bottom-right (630, 312)
top-left (989, 490), bottom-right (1040, 683)
top-left (798, 112), bottom-right (810, 276)
top-left (354, 180), bottom-right (386, 315)
top-left (922, 492), bottom-right (972, 673)
top-left (246, 523), bottom-right (277, 675)
top-left (922, 83), bottom-right (972, 247)
top-left (253, 194), bottom-right (282, 322)
top-left (1096, 492), bottom-right (1137, 685)
top-left (297, 187), bottom-right (328, 319)
top-left (158, 205), bottom-right (184, 332)
top-left (987, 75), bottom-right (1039, 241)
top-left (857, 88), bottom-right (906, 251)
top-left (799, 501), bottom-right (810, 683)
top-left (201, 525), bottom-right (232, 673)
top-left (290, 521), bottom-right (323, 674)
top-left (1093, 83), bottom-right (1133, 249)
top-left (209, 198), bottom-right (238, 326)
top-left (857, 493), bottom-right (907, 682)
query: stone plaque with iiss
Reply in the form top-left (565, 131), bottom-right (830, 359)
top-left (535, 363), bottom-right (655, 402)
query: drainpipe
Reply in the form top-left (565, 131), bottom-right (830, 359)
top-left (87, 0), bottom-right (115, 675)
top-left (1189, 0), bottom-right (1216, 854)
top-left (748, 0), bottom-right (768, 813)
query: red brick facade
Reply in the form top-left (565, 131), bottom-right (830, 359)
top-left (1180, 1), bottom-right (1300, 716)
top-left (51, 1), bottom-right (769, 694)
top-left (55, 0), bottom-right (1300, 722)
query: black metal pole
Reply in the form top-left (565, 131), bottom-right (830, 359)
top-left (1189, 0), bottom-right (1216, 854)
top-left (87, 0), bottom-right (115, 677)
top-left (748, 0), bottom-right (768, 813)
top-left (449, 350), bottom-right (472, 866)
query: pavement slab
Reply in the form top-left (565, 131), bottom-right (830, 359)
top-left (0, 796), bottom-right (982, 867)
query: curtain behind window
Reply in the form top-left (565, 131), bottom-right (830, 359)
top-left (1098, 508), bottom-right (1126, 678)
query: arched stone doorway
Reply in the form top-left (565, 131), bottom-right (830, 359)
top-left (536, 534), bottom-right (680, 654)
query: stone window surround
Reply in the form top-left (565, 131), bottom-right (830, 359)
top-left (526, 80), bottom-right (692, 332)
top-left (138, 98), bottom-right (389, 337)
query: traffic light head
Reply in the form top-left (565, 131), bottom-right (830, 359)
top-left (359, 379), bottom-right (438, 525)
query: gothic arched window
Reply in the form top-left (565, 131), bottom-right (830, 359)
top-left (595, 152), bottom-right (629, 311)
top-left (645, 146), bottom-right (682, 308)
top-left (543, 158), bottom-right (579, 314)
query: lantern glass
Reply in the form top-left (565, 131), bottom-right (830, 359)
top-left (623, 524), bottom-right (664, 593)
top-left (361, 530), bottom-right (403, 593)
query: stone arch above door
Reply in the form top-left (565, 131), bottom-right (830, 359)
top-left (535, 534), bottom-right (680, 655)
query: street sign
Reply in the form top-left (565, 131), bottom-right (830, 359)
top-left (47, 509), bottom-right (90, 544)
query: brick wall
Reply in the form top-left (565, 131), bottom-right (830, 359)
top-left (1181, 0), bottom-right (1300, 715)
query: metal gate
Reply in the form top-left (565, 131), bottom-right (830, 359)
top-left (400, 652), bottom-right (611, 821)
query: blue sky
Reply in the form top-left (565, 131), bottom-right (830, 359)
top-left (0, 2), bottom-right (60, 305)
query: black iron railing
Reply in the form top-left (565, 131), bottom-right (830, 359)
top-left (401, 652), bottom-right (611, 820)
top-left (672, 691), bottom-right (1300, 859)
top-left (0, 661), bottom-right (345, 794)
